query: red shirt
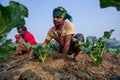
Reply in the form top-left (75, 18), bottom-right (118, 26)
top-left (23, 31), bottom-right (37, 45)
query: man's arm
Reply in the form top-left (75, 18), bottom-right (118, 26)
top-left (43, 39), bottom-right (50, 45)
top-left (62, 34), bottom-right (73, 59)
top-left (61, 22), bottom-right (74, 59)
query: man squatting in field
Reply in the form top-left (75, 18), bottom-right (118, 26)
top-left (43, 6), bottom-right (84, 62)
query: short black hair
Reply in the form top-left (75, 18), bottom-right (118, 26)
top-left (17, 25), bottom-right (27, 31)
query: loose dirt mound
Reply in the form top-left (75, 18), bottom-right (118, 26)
top-left (0, 52), bottom-right (120, 80)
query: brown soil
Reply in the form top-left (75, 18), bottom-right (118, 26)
top-left (0, 52), bottom-right (120, 80)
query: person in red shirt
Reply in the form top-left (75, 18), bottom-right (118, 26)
top-left (16, 25), bottom-right (37, 57)
top-left (14, 34), bottom-right (30, 54)
top-left (17, 26), bottom-right (37, 45)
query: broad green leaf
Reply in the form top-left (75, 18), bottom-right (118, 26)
top-left (100, 0), bottom-right (120, 11)
top-left (0, 1), bottom-right (28, 37)
top-left (103, 29), bottom-right (115, 39)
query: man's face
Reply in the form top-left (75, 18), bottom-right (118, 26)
top-left (17, 28), bottom-right (26, 38)
top-left (53, 16), bottom-right (64, 29)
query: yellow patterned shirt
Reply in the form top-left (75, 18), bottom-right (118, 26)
top-left (45, 22), bottom-right (74, 46)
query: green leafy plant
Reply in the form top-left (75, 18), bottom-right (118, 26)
top-left (72, 29), bottom-right (120, 65)
top-left (33, 44), bottom-right (50, 62)
top-left (0, 39), bottom-right (16, 62)
top-left (23, 43), bottom-right (51, 62)
top-left (100, 0), bottom-right (120, 11)
top-left (0, 1), bottom-right (28, 37)
top-left (0, 1), bottom-right (28, 62)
